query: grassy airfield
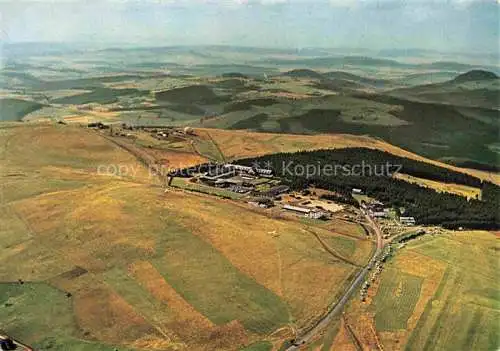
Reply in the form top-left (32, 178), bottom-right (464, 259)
top-left (0, 124), bottom-right (373, 350)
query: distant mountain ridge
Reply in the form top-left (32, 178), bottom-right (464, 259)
top-left (262, 56), bottom-right (500, 75)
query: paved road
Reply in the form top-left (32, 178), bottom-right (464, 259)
top-left (287, 211), bottom-right (384, 350)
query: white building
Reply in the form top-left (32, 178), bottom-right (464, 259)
top-left (225, 164), bottom-right (254, 174)
top-left (400, 216), bottom-right (416, 225)
top-left (283, 205), bottom-right (326, 219)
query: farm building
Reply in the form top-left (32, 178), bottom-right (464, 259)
top-left (400, 216), bottom-right (416, 225)
top-left (214, 178), bottom-right (243, 187)
top-left (283, 204), bottom-right (311, 214)
top-left (262, 185), bottom-right (290, 198)
top-left (283, 205), bottom-right (326, 219)
top-left (371, 211), bottom-right (387, 218)
top-left (224, 164), bottom-right (273, 177)
top-left (229, 185), bottom-right (253, 194)
top-left (352, 188), bottom-right (363, 194)
top-left (225, 164), bottom-right (254, 174)
top-left (255, 168), bottom-right (273, 177)
top-left (201, 168), bottom-right (237, 181)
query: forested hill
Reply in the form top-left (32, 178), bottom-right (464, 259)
top-left (236, 148), bottom-right (499, 230)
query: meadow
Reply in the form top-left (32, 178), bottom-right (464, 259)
top-left (0, 124), bottom-right (373, 350)
top-left (310, 230), bottom-right (499, 351)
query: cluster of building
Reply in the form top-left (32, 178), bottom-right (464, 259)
top-left (193, 163), bottom-right (329, 218)
top-left (361, 199), bottom-right (416, 226)
top-left (198, 164), bottom-right (275, 195)
top-left (360, 200), bottom-right (390, 218)
top-left (282, 204), bottom-right (328, 219)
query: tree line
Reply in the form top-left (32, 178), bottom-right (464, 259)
top-left (236, 148), bottom-right (499, 230)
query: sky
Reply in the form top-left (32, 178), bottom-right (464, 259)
top-left (0, 0), bottom-right (498, 52)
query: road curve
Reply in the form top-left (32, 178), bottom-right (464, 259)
top-left (287, 212), bottom-right (384, 350)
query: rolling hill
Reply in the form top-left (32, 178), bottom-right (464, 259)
top-left (197, 86), bottom-right (498, 169)
top-left (155, 85), bottom-right (228, 105)
top-left (451, 69), bottom-right (498, 83)
top-left (282, 69), bottom-right (325, 80)
top-left (0, 98), bottom-right (45, 121)
top-left (0, 123), bottom-right (375, 351)
top-left (322, 71), bottom-right (390, 88)
top-left (387, 70), bottom-right (500, 109)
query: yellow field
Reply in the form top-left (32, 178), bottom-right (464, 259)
top-left (394, 173), bottom-right (481, 198)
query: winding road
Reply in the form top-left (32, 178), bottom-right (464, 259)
top-left (287, 211), bottom-right (384, 349)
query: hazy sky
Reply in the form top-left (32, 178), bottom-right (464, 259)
top-left (0, 0), bottom-right (498, 52)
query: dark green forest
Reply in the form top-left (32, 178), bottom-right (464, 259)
top-left (236, 148), bottom-right (499, 229)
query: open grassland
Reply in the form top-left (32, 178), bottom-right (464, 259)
top-left (0, 124), bottom-right (154, 203)
top-left (191, 132), bottom-right (226, 162)
top-left (2, 182), bottom-right (369, 350)
top-left (0, 123), bottom-right (373, 350)
top-left (372, 269), bottom-right (423, 331)
top-left (402, 231), bottom-right (499, 351)
top-left (0, 282), bottom-right (136, 351)
top-left (314, 230), bottom-right (499, 351)
top-left (394, 173), bottom-right (482, 198)
top-left (200, 128), bottom-right (500, 184)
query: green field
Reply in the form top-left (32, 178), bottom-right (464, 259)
top-left (372, 269), bottom-right (423, 331)
top-left (0, 98), bottom-right (44, 121)
top-left (321, 235), bottom-right (357, 258)
top-left (104, 267), bottom-right (172, 330)
top-left (403, 232), bottom-right (499, 351)
top-left (150, 216), bottom-right (290, 334)
top-left (191, 135), bottom-right (226, 162)
top-left (52, 87), bottom-right (148, 105)
top-left (341, 230), bottom-right (500, 351)
top-left (0, 283), bottom-right (134, 351)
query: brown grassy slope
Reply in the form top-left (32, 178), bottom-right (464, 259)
top-left (0, 123), bottom-right (373, 350)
